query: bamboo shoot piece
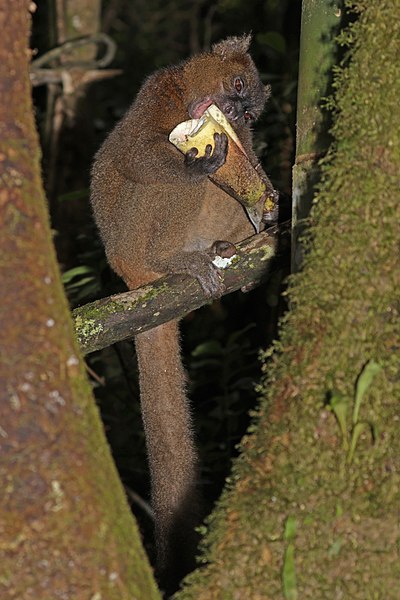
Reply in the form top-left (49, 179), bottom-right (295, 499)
top-left (169, 104), bottom-right (277, 232)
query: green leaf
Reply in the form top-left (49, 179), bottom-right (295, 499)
top-left (64, 276), bottom-right (95, 291)
top-left (57, 189), bottom-right (88, 202)
top-left (347, 421), bottom-right (371, 464)
top-left (284, 515), bottom-right (297, 542)
top-left (191, 340), bottom-right (222, 357)
top-left (328, 391), bottom-right (349, 449)
top-left (61, 265), bottom-right (94, 284)
top-left (335, 503), bottom-right (343, 518)
top-left (282, 544), bottom-right (297, 600)
top-left (353, 360), bottom-right (382, 425)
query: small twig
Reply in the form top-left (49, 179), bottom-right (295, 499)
top-left (125, 487), bottom-right (154, 521)
top-left (30, 34), bottom-right (120, 88)
top-left (31, 33), bottom-right (117, 69)
top-left (84, 363), bottom-right (106, 387)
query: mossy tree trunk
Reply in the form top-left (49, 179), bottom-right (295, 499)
top-left (0, 3), bottom-right (159, 599)
top-left (177, 1), bottom-right (400, 598)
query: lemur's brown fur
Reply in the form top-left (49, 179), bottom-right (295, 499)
top-left (91, 34), bottom-right (273, 591)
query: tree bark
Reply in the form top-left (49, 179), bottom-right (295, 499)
top-left (176, 1), bottom-right (400, 597)
top-left (0, 3), bottom-right (159, 599)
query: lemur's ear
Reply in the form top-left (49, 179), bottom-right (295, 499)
top-left (212, 34), bottom-right (252, 60)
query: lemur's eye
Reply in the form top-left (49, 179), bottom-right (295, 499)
top-left (244, 110), bottom-right (253, 122)
top-left (234, 77), bottom-right (244, 93)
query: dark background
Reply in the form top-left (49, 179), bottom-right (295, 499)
top-left (32, 0), bottom-right (301, 561)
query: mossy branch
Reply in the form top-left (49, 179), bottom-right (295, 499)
top-left (73, 225), bottom-right (288, 355)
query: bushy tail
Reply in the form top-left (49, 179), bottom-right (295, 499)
top-left (135, 320), bottom-right (201, 593)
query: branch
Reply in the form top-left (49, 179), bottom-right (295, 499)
top-left (31, 34), bottom-right (117, 69)
top-left (73, 225), bottom-right (288, 355)
top-left (30, 34), bottom-right (121, 88)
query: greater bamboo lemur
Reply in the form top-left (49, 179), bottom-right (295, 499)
top-left (91, 34), bottom-right (276, 590)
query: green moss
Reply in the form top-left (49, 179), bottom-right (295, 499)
top-left (73, 282), bottom-right (169, 343)
top-left (178, 2), bottom-right (400, 598)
